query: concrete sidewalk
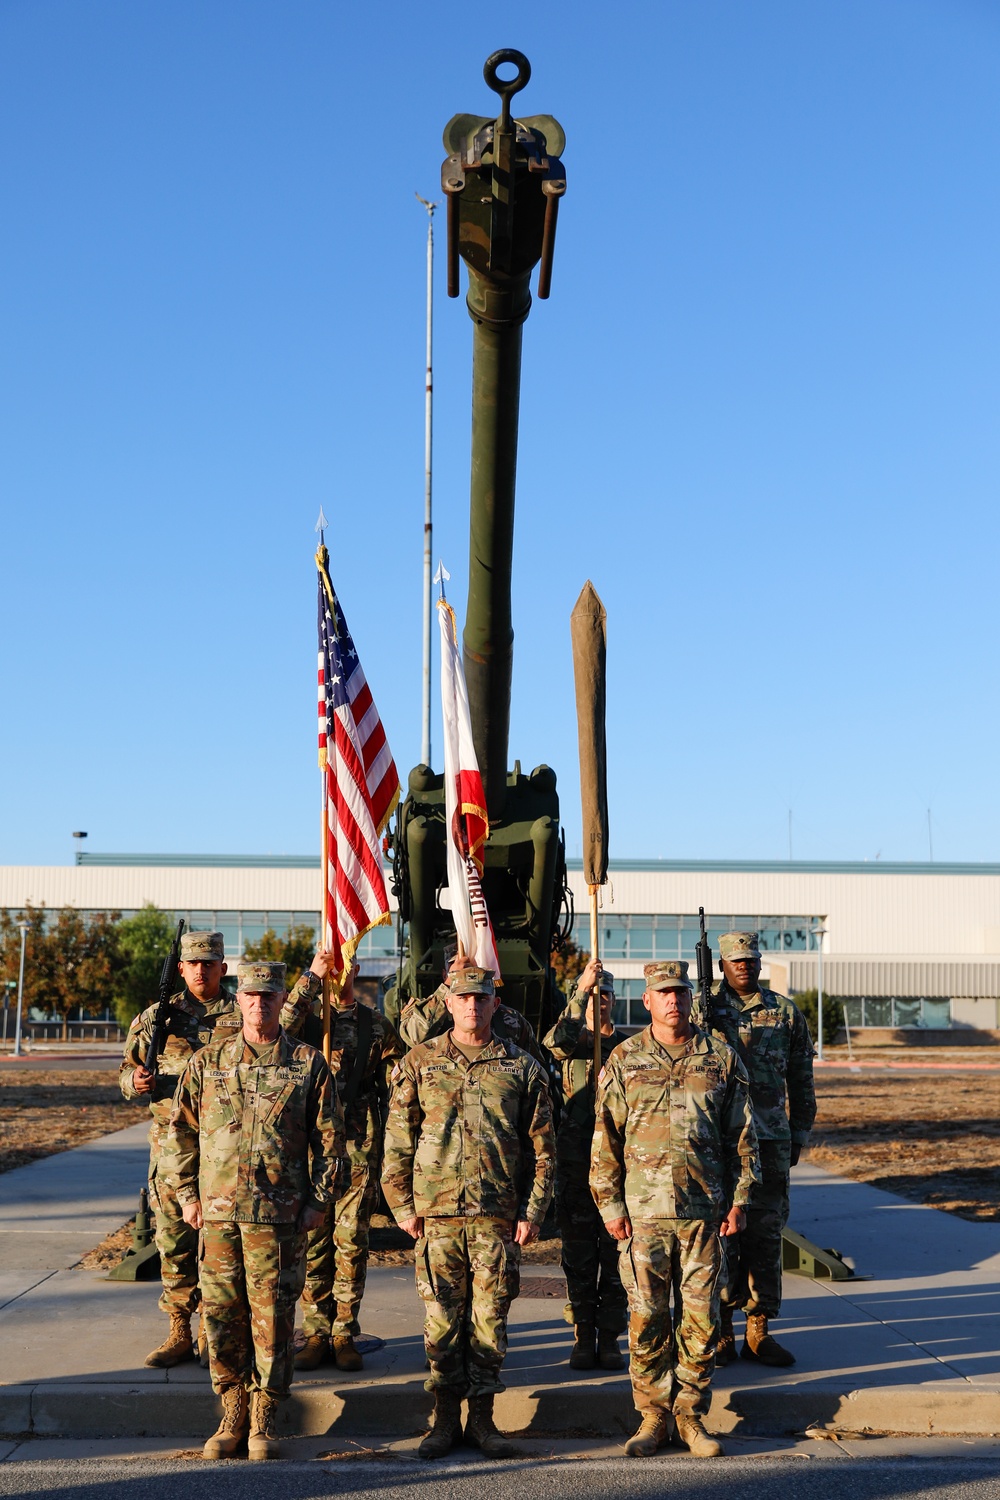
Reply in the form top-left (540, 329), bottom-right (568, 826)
top-left (0, 1128), bottom-right (998, 1442)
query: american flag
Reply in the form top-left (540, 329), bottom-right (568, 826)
top-left (316, 546), bottom-right (399, 985)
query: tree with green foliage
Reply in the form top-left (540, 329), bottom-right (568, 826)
top-left (1, 904), bottom-right (124, 1040)
top-left (793, 988), bottom-right (844, 1048)
top-left (112, 904), bottom-right (177, 1029)
top-left (243, 924), bottom-right (317, 990)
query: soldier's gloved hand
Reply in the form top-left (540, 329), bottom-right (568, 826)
top-left (719, 1206), bottom-right (746, 1237)
top-left (604, 1216), bottom-right (632, 1242)
top-left (514, 1220), bottom-right (540, 1246)
top-left (132, 1066), bottom-right (155, 1096)
top-left (398, 1216), bottom-right (424, 1240)
top-left (299, 1204), bottom-right (326, 1231)
top-left (790, 1142), bottom-right (802, 1167)
top-left (181, 1201), bottom-right (204, 1230)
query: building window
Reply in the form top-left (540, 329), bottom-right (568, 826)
top-left (570, 914), bottom-right (818, 965)
top-left (842, 997), bottom-right (952, 1029)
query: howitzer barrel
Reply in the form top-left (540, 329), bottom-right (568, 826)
top-left (443, 49), bottom-right (566, 816)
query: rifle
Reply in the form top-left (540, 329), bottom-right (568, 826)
top-left (695, 906), bottom-right (714, 1024)
top-left (143, 919), bottom-right (186, 1073)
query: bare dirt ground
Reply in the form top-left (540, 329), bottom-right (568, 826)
top-left (808, 1048), bottom-right (1000, 1222)
top-left (0, 1067), bottom-right (143, 1175)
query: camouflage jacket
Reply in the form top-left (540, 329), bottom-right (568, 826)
top-left (298, 1000), bottom-right (404, 1156)
top-left (119, 973), bottom-right (321, 1142)
top-left (591, 1026), bottom-right (759, 1224)
top-left (381, 1032), bottom-right (555, 1226)
top-left (161, 1027), bottom-right (344, 1224)
top-left (541, 983), bottom-right (628, 1163)
top-left (398, 982), bottom-right (547, 1065)
top-left (693, 982), bottom-right (817, 1146)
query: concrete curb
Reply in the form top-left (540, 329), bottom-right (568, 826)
top-left (3, 1380), bottom-right (999, 1441)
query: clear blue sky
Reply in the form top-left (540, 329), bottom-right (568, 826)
top-left (4, 0), bottom-right (1000, 867)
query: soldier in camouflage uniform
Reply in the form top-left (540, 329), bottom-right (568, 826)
top-left (161, 961), bottom-right (344, 1463)
top-left (119, 931), bottom-right (325, 1368)
top-left (398, 946), bottom-right (547, 1064)
top-left (541, 956), bottom-right (628, 1371)
top-left (382, 967), bottom-right (555, 1461)
top-left (294, 959), bottom-right (404, 1372)
top-left (591, 959), bottom-right (758, 1459)
top-left (693, 931), bottom-right (816, 1368)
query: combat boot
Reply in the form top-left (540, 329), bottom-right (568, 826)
top-left (624, 1410), bottom-right (673, 1457)
top-left (716, 1303), bottom-right (737, 1366)
top-left (417, 1390), bottom-right (464, 1460)
top-left (247, 1389), bottom-right (281, 1461)
top-left (465, 1393), bottom-right (516, 1457)
top-left (569, 1321), bottom-right (597, 1370)
top-left (294, 1333), bottom-right (330, 1370)
top-left (332, 1335), bottom-right (363, 1371)
top-left (742, 1312), bottom-right (795, 1367)
top-left (675, 1413), bottom-right (724, 1457)
top-left (596, 1328), bottom-right (626, 1370)
top-left (144, 1313), bottom-right (194, 1368)
top-left (202, 1385), bottom-right (249, 1460)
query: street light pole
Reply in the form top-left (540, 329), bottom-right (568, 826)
top-left (812, 923), bottom-right (827, 1062)
top-left (13, 921), bottom-right (28, 1057)
top-left (416, 192), bottom-right (439, 770)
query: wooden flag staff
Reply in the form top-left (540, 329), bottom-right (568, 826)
top-left (570, 581), bottom-right (610, 1094)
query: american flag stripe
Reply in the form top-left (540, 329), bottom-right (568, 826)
top-left (316, 549), bottom-right (399, 983)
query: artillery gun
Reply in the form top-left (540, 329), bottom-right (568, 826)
top-left (385, 50), bottom-right (570, 1033)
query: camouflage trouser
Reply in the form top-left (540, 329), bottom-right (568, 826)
top-left (299, 1147), bottom-right (380, 1338)
top-left (618, 1220), bottom-right (722, 1417)
top-left (557, 1160), bottom-right (627, 1333)
top-left (722, 1140), bottom-right (790, 1319)
top-left (200, 1221), bottom-right (307, 1399)
top-left (148, 1146), bottom-right (199, 1318)
top-left (415, 1216), bottom-right (520, 1397)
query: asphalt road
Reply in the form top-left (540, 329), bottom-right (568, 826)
top-left (1, 1458), bottom-right (999, 1500)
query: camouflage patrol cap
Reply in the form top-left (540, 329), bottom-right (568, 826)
top-left (445, 966), bottom-right (495, 998)
top-left (643, 959), bottom-right (692, 993)
top-left (597, 968), bottom-right (615, 994)
top-left (180, 930), bottom-right (225, 962)
top-left (719, 931), bottom-right (760, 962)
top-left (236, 961), bottom-right (287, 994)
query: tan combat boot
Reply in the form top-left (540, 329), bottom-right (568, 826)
top-left (675, 1413), bottom-right (724, 1457)
top-left (417, 1390), bottom-right (464, 1460)
top-left (294, 1333), bottom-right (330, 1370)
top-left (202, 1385), bottom-right (249, 1459)
top-left (247, 1389), bottom-right (281, 1461)
top-left (332, 1302), bottom-right (363, 1370)
top-left (624, 1410), bottom-right (674, 1457)
top-left (597, 1328), bottom-right (626, 1371)
top-left (741, 1312), bottom-right (795, 1367)
top-left (465, 1393), bottom-right (516, 1457)
top-left (144, 1313), bottom-right (194, 1369)
top-left (715, 1303), bottom-right (737, 1366)
top-left (332, 1335), bottom-right (363, 1371)
top-left (569, 1321), bottom-right (597, 1370)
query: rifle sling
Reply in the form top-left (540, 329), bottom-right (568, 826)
top-left (340, 1003), bottom-right (375, 1112)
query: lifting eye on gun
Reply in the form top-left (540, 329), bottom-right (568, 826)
top-left (482, 47), bottom-right (532, 131)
